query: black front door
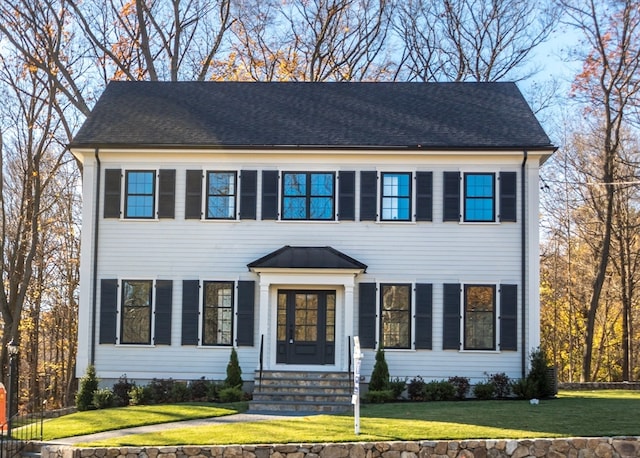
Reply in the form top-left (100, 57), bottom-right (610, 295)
top-left (276, 290), bottom-right (335, 365)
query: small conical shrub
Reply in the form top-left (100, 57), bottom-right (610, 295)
top-left (368, 345), bottom-right (390, 391)
top-left (224, 347), bottom-right (243, 389)
top-left (76, 364), bottom-right (99, 411)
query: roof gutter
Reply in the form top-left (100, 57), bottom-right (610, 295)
top-left (521, 149), bottom-right (528, 378)
top-left (90, 149), bottom-right (101, 365)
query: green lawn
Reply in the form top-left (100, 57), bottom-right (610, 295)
top-left (39, 390), bottom-right (640, 446)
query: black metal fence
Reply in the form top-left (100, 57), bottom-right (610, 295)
top-left (0, 404), bottom-right (44, 458)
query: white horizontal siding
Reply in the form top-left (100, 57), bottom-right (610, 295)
top-left (77, 150), bottom-right (542, 383)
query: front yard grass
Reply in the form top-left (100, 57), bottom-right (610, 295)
top-left (41, 390), bottom-right (640, 446)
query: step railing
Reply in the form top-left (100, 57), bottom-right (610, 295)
top-left (0, 402), bottom-right (44, 458)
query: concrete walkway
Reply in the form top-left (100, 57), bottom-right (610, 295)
top-left (49, 412), bottom-right (309, 445)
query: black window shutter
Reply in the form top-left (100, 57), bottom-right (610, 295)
top-left (261, 170), bottom-right (279, 220)
top-left (443, 283), bottom-right (461, 350)
top-left (154, 280), bottom-right (173, 345)
top-left (181, 280), bottom-right (200, 345)
top-left (416, 172), bottom-right (433, 221)
top-left (240, 170), bottom-right (257, 220)
top-left (104, 169), bottom-right (121, 218)
top-left (360, 171), bottom-right (377, 221)
top-left (185, 170), bottom-right (202, 219)
top-left (500, 284), bottom-right (518, 351)
top-left (415, 283), bottom-right (433, 349)
top-left (443, 172), bottom-right (461, 222)
top-left (499, 172), bottom-right (517, 222)
top-left (157, 170), bottom-right (176, 218)
top-left (338, 171), bottom-right (355, 221)
top-left (358, 283), bottom-right (377, 348)
top-left (99, 279), bottom-right (118, 344)
top-left (236, 280), bottom-right (255, 346)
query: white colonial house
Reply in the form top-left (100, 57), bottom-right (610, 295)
top-left (71, 81), bottom-right (554, 411)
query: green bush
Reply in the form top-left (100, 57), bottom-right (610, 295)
top-left (128, 385), bottom-right (151, 405)
top-left (528, 347), bottom-right (554, 398)
top-left (423, 380), bottom-right (456, 401)
top-left (473, 381), bottom-right (496, 400)
top-left (488, 372), bottom-right (511, 398)
top-left (219, 386), bottom-right (244, 403)
top-left (364, 389), bottom-right (395, 403)
top-left (189, 377), bottom-right (215, 401)
top-left (369, 345), bottom-right (390, 391)
top-left (225, 348), bottom-right (243, 389)
top-left (170, 381), bottom-right (189, 402)
top-left (407, 376), bottom-right (426, 401)
top-left (75, 365), bottom-right (99, 411)
top-left (448, 376), bottom-right (470, 400)
top-left (92, 388), bottom-right (115, 409)
top-left (112, 375), bottom-right (135, 407)
top-left (511, 377), bottom-right (536, 399)
top-left (148, 378), bottom-right (176, 404)
top-left (389, 377), bottom-right (407, 399)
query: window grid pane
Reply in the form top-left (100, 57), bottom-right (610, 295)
top-left (464, 173), bottom-right (494, 221)
top-left (203, 281), bottom-right (234, 346)
top-left (121, 280), bottom-right (152, 344)
top-left (381, 284), bottom-right (411, 348)
top-left (125, 171), bottom-right (155, 218)
top-left (464, 285), bottom-right (495, 350)
top-left (207, 172), bottom-right (236, 219)
top-left (282, 172), bottom-right (334, 220)
top-left (381, 173), bottom-right (411, 221)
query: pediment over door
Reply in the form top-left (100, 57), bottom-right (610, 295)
top-left (248, 246), bottom-right (367, 272)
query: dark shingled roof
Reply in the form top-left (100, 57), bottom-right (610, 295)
top-left (70, 81), bottom-right (554, 150)
top-left (248, 246), bottom-right (367, 271)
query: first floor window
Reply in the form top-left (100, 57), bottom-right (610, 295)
top-left (381, 284), bottom-right (411, 348)
top-left (464, 285), bottom-right (495, 350)
top-left (207, 171), bottom-right (236, 219)
top-left (203, 281), bottom-right (234, 345)
top-left (282, 172), bottom-right (335, 220)
top-left (464, 173), bottom-right (495, 222)
top-left (125, 170), bottom-right (155, 218)
top-left (381, 172), bottom-right (411, 221)
top-left (121, 280), bottom-right (153, 344)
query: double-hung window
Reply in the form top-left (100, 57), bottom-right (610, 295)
top-left (202, 281), bottom-right (234, 346)
top-left (120, 280), bottom-right (153, 344)
top-left (206, 171), bottom-right (237, 219)
top-left (464, 173), bottom-right (495, 222)
top-left (464, 285), bottom-right (496, 350)
top-left (380, 284), bottom-right (411, 349)
top-left (381, 172), bottom-right (411, 221)
top-left (282, 172), bottom-right (335, 220)
top-left (125, 171), bottom-right (156, 218)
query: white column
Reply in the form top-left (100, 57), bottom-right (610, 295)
top-left (258, 279), bottom-right (271, 369)
top-left (343, 281), bottom-right (355, 372)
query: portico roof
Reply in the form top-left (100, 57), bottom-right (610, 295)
top-left (247, 246), bottom-right (367, 272)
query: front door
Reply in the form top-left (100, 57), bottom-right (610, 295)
top-left (276, 290), bottom-right (335, 365)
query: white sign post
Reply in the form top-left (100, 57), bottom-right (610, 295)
top-left (352, 336), bottom-right (364, 435)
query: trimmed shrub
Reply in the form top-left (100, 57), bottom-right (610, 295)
top-left (423, 380), bottom-right (456, 401)
top-left (364, 389), bottom-right (395, 403)
top-left (112, 375), bottom-right (135, 407)
top-left (171, 381), bottom-right (189, 402)
top-left (448, 376), bottom-right (470, 400)
top-left (473, 381), bottom-right (495, 400)
top-left (528, 347), bottom-right (554, 398)
top-left (92, 388), bottom-right (115, 409)
top-left (129, 385), bottom-right (151, 406)
top-left (369, 345), bottom-right (390, 391)
top-left (219, 386), bottom-right (244, 403)
top-left (407, 376), bottom-right (427, 401)
top-left (75, 365), bottom-right (99, 411)
top-left (389, 377), bottom-right (407, 400)
top-left (225, 348), bottom-right (243, 389)
top-left (189, 377), bottom-right (214, 401)
top-left (488, 372), bottom-right (511, 398)
top-left (511, 377), bottom-right (536, 400)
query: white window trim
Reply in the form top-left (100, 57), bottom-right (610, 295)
top-left (197, 279), bottom-right (238, 348)
top-left (120, 169), bottom-right (160, 221)
top-left (202, 169), bottom-right (241, 222)
top-left (459, 282), bottom-right (501, 353)
top-left (116, 277), bottom-right (157, 346)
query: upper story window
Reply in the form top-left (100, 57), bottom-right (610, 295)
top-left (206, 171), bottom-right (237, 219)
top-left (380, 283), bottom-right (411, 349)
top-left (120, 280), bottom-right (153, 344)
top-left (464, 285), bottom-right (496, 350)
top-left (281, 172), bottom-right (335, 220)
top-left (202, 281), bottom-right (234, 345)
top-left (464, 173), bottom-right (495, 222)
top-left (125, 171), bottom-right (156, 218)
top-left (381, 173), bottom-right (411, 221)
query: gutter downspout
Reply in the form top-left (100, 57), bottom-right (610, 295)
top-left (521, 150), bottom-right (528, 378)
top-left (90, 149), bottom-right (101, 365)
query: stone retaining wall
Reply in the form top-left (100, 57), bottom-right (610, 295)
top-left (558, 382), bottom-right (640, 391)
top-left (42, 437), bottom-right (640, 458)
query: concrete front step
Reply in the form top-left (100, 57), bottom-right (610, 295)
top-left (249, 371), bottom-right (353, 413)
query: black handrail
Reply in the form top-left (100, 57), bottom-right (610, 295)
top-left (258, 334), bottom-right (264, 391)
top-left (348, 336), bottom-right (352, 390)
